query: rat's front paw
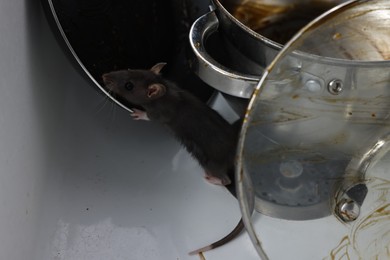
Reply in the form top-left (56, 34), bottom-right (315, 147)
top-left (204, 174), bottom-right (231, 186)
top-left (131, 108), bottom-right (150, 121)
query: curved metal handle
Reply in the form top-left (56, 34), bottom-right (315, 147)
top-left (189, 11), bottom-right (261, 99)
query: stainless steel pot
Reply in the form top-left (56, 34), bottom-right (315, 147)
top-left (235, 0), bottom-right (390, 257)
top-left (237, 0), bottom-right (390, 220)
top-left (190, 0), bottom-right (348, 98)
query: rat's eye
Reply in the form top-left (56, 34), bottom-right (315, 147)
top-left (124, 82), bottom-right (134, 91)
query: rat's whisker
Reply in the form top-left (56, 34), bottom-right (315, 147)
top-left (108, 98), bottom-right (117, 125)
top-left (94, 94), bottom-right (112, 114)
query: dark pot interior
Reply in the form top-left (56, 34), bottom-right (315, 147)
top-left (42, 0), bottom-right (213, 104)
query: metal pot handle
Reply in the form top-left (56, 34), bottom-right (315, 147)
top-left (189, 11), bottom-right (261, 99)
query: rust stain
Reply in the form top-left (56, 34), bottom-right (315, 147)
top-left (345, 7), bottom-right (388, 21)
top-left (355, 204), bottom-right (390, 231)
top-left (252, 87), bottom-right (260, 97)
top-left (239, 167), bottom-right (244, 182)
top-left (326, 177), bottom-right (390, 259)
top-left (332, 32), bottom-right (342, 40)
top-left (376, 204), bottom-right (390, 214)
top-left (328, 236), bottom-right (350, 260)
top-left (322, 132), bottom-right (348, 146)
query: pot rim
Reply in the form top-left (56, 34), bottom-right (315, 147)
top-left (213, 0), bottom-right (390, 66)
top-left (212, 0), bottom-right (283, 50)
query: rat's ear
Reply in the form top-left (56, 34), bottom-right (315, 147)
top-left (147, 83), bottom-right (166, 99)
top-left (150, 62), bottom-right (167, 75)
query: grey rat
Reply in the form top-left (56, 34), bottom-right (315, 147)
top-left (102, 63), bottom-right (244, 254)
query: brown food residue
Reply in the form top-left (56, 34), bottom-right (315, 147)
top-left (332, 32), bottom-right (342, 40)
top-left (226, 0), bottom-right (339, 44)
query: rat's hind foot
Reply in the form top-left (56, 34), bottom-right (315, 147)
top-left (131, 108), bottom-right (150, 121)
top-left (204, 175), bottom-right (231, 186)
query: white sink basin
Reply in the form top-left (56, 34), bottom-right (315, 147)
top-left (0, 1), bottom-right (257, 259)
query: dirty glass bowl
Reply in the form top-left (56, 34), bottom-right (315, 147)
top-left (236, 0), bottom-right (390, 258)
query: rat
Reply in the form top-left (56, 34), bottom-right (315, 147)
top-left (102, 62), bottom-right (244, 254)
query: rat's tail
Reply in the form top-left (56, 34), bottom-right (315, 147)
top-left (188, 219), bottom-right (244, 255)
top-left (188, 245), bottom-right (213, 256)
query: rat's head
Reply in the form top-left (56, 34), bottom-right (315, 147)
top-left (102, 63), bottom-right (167, 105)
